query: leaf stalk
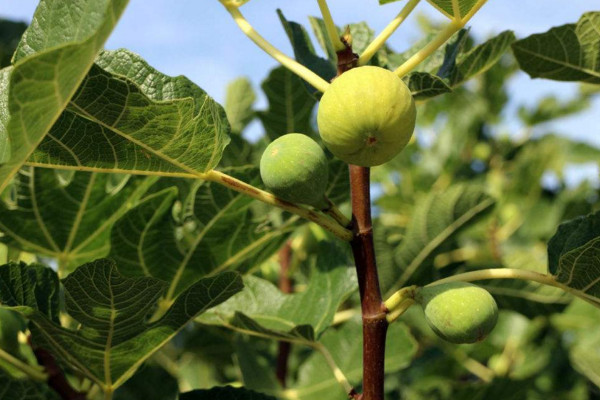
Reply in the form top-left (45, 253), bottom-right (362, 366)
top-left (224, 5), bottom-right (330, 93)
top-left (358, 0), bottom-right (421, 66)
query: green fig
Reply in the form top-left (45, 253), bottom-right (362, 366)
top-left (260, 133), bottom-right (328, 208)
top-left (0, 308), bottom-right (25, 355)
top-left (317, 66), bottom-right (416, 167)
top-left (417, 282), bottom-right (498, 344)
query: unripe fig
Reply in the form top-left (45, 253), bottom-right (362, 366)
top-left (417, 282), bottom-right (498, 344)
top-left (317, 66), bottom-right (416, 167)
top-left (260, 133), bottom-right (328, 208)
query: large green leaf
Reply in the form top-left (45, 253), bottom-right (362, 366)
top-left (180, 386), bottom-right (277, 400)
top-left (0, 0), bottom-right (129, 192)
top-left (403, 72), bottom-right (452, 100)
top-left (199, 242), bottom-right (356, 343)
top-left (389, 185), bottom-right (495, 292)
top-left (0, 167), bottom-right (155, 274)
top-left (0, 369), bottom-right (60, 400)
top-left (570, 328), bottom-right (600, 388)
top-left (257, 67), bottom-right (316, 141)
top-left (110, 167), bottom-right (293, 302)
top-left (512, 12), bottom-right (600, 83)
top-left (0, 259), bottom-right (243, 391)
top-left (292, 318), bottom-right (417, 400)
top-left (28, 49), bottom-right (230, 176)
top-left (225, 77), bottom-right (256, 135)
top-left (548, 211), bottom-right (600, 306)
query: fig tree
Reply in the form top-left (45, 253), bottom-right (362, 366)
top-left (260, 133), bottom-right (328, 208)
top-left (416, 282), bottom-right (498, 344)
top-left (317, 66), bottom-right (416, 167)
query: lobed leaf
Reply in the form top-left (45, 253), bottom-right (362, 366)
top-left (0, 167), bottom-right (156, 274)
top-left (0, 0), bottom-right (129, 192)
top-left (0, 259), bottom-right (243, 390)
top-left (29, 49), bottom-right (230, 176)
top-left (512, 12), bottom-right (600, 83)
top-left (110, 167), bottom-right (293, 300)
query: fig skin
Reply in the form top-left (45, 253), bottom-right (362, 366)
top-left (417, 282), bottom-right (498, 344)
top-left (317, 66), bottom-right (416, 167)
top-left (260, 133), bottom-right (329, 208)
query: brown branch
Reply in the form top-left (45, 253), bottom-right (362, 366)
top-left (29, 338), bottom-right (86, 400)
top-left (276, 241), bottom-right (293, 387)
top-left (348, 165), bottom-right (388, 400)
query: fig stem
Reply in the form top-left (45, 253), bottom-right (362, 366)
top-left (358, 0), bottom-right (420, 66)
top-left (383, 285), bottom-right (417, 313)
top-left (323, 196), bottom-right (352, 227)
top-left (386, 298), bottom-right (415, 323)
top-left (394, 0), bottom-right (488, 78)
top-left (224, 5), bottom-right (330, 93)
top-left (204, 170), bottom-right (353, 241)
top-left (316, 0), bottom-right (346, 52)
top-left (0, 347), bottom-right (48, 382)
top-left (426, 268), bottom-right (600, 308)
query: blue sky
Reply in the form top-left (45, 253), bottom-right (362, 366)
top-left (1, 0), bottom-right (598, 184)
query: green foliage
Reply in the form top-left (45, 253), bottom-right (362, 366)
top-left (0, 0), bottom-right (129, 193)
top-left (0, 2), bottom-right (599, 399)
top-left (513, 12), bottom-right (600, 83)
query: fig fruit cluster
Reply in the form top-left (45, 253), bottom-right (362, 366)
top-left (259, 66), bottom-right (416, 205)
top-left (416, 282), bottom-right (498, 344)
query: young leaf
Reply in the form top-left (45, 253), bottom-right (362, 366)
top-left (389, 185), bottom-right (495, 292)
top-left (199, 242), bottom-right (357, 344)
top-left (180, 386), bottom-right (277, 400)
top-left (0, 167), bottom-right (156, 274)
top-left (0, 0), bottom-right (129, 193)
top-left (29, 49), bottom-right (230, 176)
top-left (548, 211), bottom-right (600, 306)
top-left (0, 259), bottom-right (243, 391)
top-left (257, 66), bottom-right (317, 141)
top-left (225, 77), bottom-right (256, 135)
top-left (0, 369), bottom-right (60, 400)
top-left (512, 12), bottom-right (600, 83)
top-left (110, 168), bottom-right (293, 300)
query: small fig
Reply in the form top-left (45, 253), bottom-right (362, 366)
top-left (0, 308), bottom-right (25, 355)
top-left (317, 66), bottom-right (416, 167)
top-left (260, 133), bottom-right (328, 208)
top-left (417, 282), bottom-right (498, 344)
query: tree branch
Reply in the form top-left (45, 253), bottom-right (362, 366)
top-left (349, 165), bottom-right (388, 400)
top-left (30, 341), bottom-right (86, 400)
